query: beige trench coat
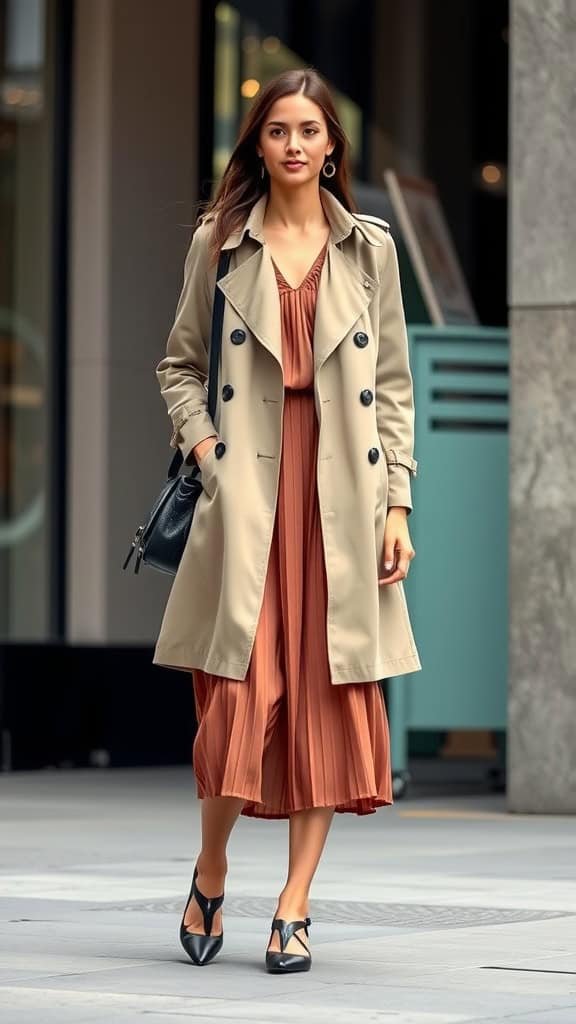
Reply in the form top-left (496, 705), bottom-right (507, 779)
top-left (152, 186), bottom-right (422, 683)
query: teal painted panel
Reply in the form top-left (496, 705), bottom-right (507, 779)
top-left (426, 399), bottom-right (509, 421)
top-left (430, 371), bottom-right (509, 393)
top-left (391, 326), bottom-right (509, 734)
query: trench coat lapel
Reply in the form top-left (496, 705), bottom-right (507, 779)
top-left (217, 245), bottom-right (283, 368)
top-left (217, 188), bottom-right (378, 375)
top-left (312, 244), bottom-right (376, 372)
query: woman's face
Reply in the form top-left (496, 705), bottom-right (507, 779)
top-left (256, 92), bottom-right (335, 187)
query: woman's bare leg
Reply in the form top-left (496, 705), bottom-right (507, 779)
top-left (267, 805), bottom-right (335, 954)
top-left (183, 795), bottom-right (245, 934)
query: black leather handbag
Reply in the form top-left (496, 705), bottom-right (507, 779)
top-left (122, 248), bottom-right (231, 576)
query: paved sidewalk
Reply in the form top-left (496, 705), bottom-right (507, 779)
top-left (0, 767), bottom-right (575, 1023)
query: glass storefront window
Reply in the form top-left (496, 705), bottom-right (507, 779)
top-left (0, 0), bottom-right (58, 639)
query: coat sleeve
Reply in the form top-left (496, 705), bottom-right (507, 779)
top-left (375, 231), bottom-right (418, 514)
top-left (155, 223), bottom-right (218, 468)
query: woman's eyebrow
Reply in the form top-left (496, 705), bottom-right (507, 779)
top-left (264, 120), bottom-right (322, 127)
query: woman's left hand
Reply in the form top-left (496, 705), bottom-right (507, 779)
top-left (378, 507), bottom-right (416, 586)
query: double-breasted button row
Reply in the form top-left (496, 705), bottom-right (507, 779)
top-left (354, 334), bottom-right (375, 460)
top-left (219, 336), bottom-right (239, 453)
top-left (229, 324), bottom-right (374, 464)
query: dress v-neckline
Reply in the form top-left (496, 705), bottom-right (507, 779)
top-left (270, 239), bottom-right (328, 291)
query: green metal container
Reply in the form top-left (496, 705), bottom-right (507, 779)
top-left (387, 325), bottom-right (509, 790)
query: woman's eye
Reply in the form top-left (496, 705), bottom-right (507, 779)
top-left (269, 128), bottom-right (319, 137)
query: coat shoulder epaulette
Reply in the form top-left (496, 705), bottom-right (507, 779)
top-left (351, 213), bottom-right (391, 245)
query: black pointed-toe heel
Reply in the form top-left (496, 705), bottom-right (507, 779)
top-left (179, 864), bottom-right (224, 966)
top-left (265, 917), bottom-right (312, 974)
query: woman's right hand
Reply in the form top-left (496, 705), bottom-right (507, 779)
top-left (193, 435), bottom-right (218, 464)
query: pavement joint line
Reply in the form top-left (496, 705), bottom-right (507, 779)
top-left (479, 966), bottom-right (576, 976)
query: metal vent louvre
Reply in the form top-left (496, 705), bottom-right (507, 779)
top-left (424, 345), bottom-right (509, 434)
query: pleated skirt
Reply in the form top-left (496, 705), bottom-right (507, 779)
top-left (190, 242), bottom-right (393, 819)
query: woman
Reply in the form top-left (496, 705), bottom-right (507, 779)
top-left (154, 68), bottom-right (421, 974)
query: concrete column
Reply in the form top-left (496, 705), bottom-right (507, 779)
top-left (508, 0), bottom-right (576, 812)
top-left (68, 0), bottom-right (201, 642)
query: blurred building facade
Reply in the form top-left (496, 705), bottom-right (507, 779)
top-left (7, 1), bottom-right (571, 813)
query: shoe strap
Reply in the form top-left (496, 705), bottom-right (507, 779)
top-left (192, 867), bottom-right (224, 936)
top-left (271, 917), bottom-right (311, 954)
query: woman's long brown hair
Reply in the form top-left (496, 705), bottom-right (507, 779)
top-left (196, 68), bottom-right (358, 266)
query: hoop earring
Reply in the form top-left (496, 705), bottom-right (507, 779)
top-left (322, 159), bottom-right (336, 179)
top-left (260, 159), bottom-right (266, 181)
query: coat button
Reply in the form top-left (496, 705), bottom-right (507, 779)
top-left (230, 329), bottom-right (246, 345)
top-left (354, 331), bottom-right (369, 348)
top-left (360, 388), bottom-right (373, 406)
top-left (368, 447), bottom-right (380, 464)
top-left (222, 384), bottom-right (234, 401)
top-left (215, 441), bottom-right (226, 458)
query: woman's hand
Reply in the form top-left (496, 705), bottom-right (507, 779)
top-left (378, 507), bottom-right (416, 586)
top-left (193, 435), bottom-right (218, 463)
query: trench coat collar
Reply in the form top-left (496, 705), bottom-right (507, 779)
top-left (216, 187), bottom-right (380, 373)
top-left (220, 185), bottom-right (363, 250)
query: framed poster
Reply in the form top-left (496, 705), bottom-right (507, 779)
top-left (383, 170), bottom-right (478, 325)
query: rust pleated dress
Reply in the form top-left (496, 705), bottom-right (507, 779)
top-left (191, 240), bottom-right (394, 819)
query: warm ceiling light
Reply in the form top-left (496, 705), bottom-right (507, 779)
top-left (3, 86), bottom-right (25, 105)
top-left (482, 164), bottom-right (502, 185)
top-left (262, 36), bottom-right (280, 54)
top-left (242, 35), bottom-right (259, 53)
top-left (0, 385), bottom-right (43, 408)
top-left (241, 79), bottom-right (260, 98)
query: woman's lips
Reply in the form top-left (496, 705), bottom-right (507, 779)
top-left (284, 161), bottom-right (305, 169)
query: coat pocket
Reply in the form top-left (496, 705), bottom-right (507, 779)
top-left (198, 440), bottom-right (219, 498)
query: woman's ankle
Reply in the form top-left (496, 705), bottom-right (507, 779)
top-left (196, 851), bottom-right (228, 883)
top-left (275, 885), bottom-right (310, 919)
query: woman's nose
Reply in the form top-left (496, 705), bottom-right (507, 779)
top-left (286, 136), bottom-right (302, 153)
